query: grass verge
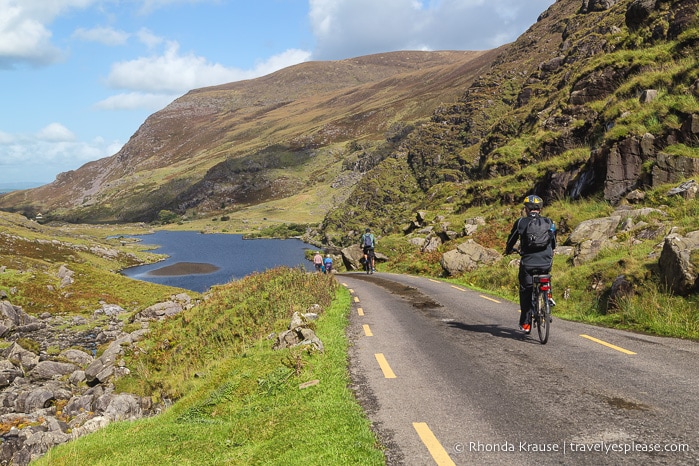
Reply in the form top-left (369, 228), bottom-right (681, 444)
top-left (35, 276), bottom-right (385, 466)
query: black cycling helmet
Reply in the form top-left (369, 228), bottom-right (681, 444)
top-left (523, 194), bottom-right (543, 210)
top-left (366, 228), bottom-right (371, 232)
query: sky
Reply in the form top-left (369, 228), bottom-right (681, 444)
top-left (0, 0), bottom-right (554, 185)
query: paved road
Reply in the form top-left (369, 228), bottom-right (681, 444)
top-left (339, 272), bottom-right (698, 465)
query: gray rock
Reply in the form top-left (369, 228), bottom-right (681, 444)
top-left (58, 349), bottom-right (93, 367)
top-left (3, 342), bottom-right (40, 372)
top-left (27, 361), bottom-right (79, 382)
top-left (658, 233), bottom-right (699, 295)
top-left (566, 216), bottom-right (621, 245)
top-left (440, 240), bottom-right (501, 275)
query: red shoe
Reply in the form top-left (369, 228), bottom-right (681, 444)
top-left (519, 323), bottom-right (531, 334)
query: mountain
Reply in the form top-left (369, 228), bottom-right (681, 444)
top-left (0, 50), bottom-right (497, 223)
top-left (319, 0), bottom-right (699, 244)
top-left (1, 0), bottom-right (697, 245)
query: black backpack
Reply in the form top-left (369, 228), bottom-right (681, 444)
top-left (521, 215), bottom-right (552, 252)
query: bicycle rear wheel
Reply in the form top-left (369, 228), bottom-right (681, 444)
top-left (536, 291), bottom-right (550, 344)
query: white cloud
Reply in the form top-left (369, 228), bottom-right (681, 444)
top-left (37, 123), bottom-right (76, 142)
top-left (0, 130), bottom-right (15, 144)
top-left (136, 28), bottom-right (164, 49)
top-left (0, 129), bottom-right (120, 182)
top-left (72, 26), bottom-right (130, 46)
top-left (0, 0), bottom-right (98, 67)
top-left (94, 92), bottom-right (179, 111)
top-left (138, 0), bottom-right (216, 15)
top-left (309, 0), bottom-right (554, 59)
top-left (99, 42), bottom-right (311, 110)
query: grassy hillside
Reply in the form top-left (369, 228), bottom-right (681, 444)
top-left (0, 211), bottom-right (186, 316)
top-left (35, 269), bottom-right (385, 466)
top-left (0, 51), bottom-right (494, 224)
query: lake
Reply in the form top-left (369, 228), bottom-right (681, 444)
top-left (121, 231), bottom-right (316, 292)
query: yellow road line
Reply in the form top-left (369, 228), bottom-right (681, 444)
top-left (428, 279), bottom-right (440, 283)
top-left (413, 422), bottom-right (456, 466)
top-left (375, 353), bottom-right (397, 379)
top-left (480, 295), bottom-right (500, 303)
top-left (580, 334), bottom-right (636, 355)
top-left (363, 324), bottom-right (373, 336)
top-left (354, 296), bottom-right (360, 303)
top-left (450, 285), bottom-right (465, 291)
top-left (342, 283), bottom-right (349, 287)
top-left (357, 307), bottom-right (364, 316)
top-left (348, 288), bottom-right (354, 293)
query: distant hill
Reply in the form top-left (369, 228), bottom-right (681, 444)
top-left (0, 50), bottom-right (496, 223)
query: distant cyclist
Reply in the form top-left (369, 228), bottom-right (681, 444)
top-left (360, 228), bottom-right (376, 273)
top-left (505, 195), bottom-right (556, 334)
top-left (323, 254), bottom-right (334, 274)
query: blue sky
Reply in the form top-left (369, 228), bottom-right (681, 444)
top-left (0, 0), bottom-right (554, 184)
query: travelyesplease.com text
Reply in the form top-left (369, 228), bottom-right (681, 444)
top-left (456, 440), bottom-right (690, 455)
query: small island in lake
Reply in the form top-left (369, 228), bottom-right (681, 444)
top-left (147, 262), bottom-right (220, 276)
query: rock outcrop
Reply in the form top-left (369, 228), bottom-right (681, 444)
top-left (0, 294), bottom-right (192, 465)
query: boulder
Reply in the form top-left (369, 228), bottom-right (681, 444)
top-left (658, 232), bottom-right (699, 295)
top-left (667, 180), bottom-right (698, 200)
top-left (3, 342), bottom-right (40, 372)
top-left (0, 302), bottom-right (37, 337)
top-left (422, 236), bottom-right (442, 253)
top-left (572, 239), bottom-right (612, 266)
top-left (566, 216), bottom-right (621, 245)
top-left (0, 360), bottom-right (23, 388)
top-left (580, 0), bottom-right (620, 13)
top-left (58, 349), bottom-right (93, 367)
top-left (340, 244), bottom-right (387, 271)
top-left (84, 335), bottom-right (133, 386)
top-left (440, 240), bottom-right (501, 275)
top-left (607, 275), bottom-right (635, 311)
top-left (625, 0), bottom-right (657, 30)
top-left (57, 265), bottom-right (74, 288)
top-left (27, 361), bottom-right (79, 382)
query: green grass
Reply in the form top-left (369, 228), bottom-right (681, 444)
top-left (35, 275), bottom-right (385, 466)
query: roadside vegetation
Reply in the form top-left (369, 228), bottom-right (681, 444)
top-left (378, 193), bottom-right (699, 341)
top-left (35, 269), bottom-right (385, 466)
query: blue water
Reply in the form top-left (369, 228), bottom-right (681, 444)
top-left (121, 231), bottom-right (315, 292)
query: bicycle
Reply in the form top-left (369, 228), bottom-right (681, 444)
top-left (364, 249), bottom-right (375, 275)
top-left (508, 249), bottom-right (553, 344)
top-left (530, 273), bottom-right (552, 344)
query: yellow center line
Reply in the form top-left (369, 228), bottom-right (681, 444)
top-left (413, 422), bottom-right (456, 466)
top-left (363, 324), bottom-right (373, 336)
top-left (374, 353), bottom-right (397, 379)
top-left (580, 334), bottom-right (636, 355)
top-left (357, 307), bottom-right (364, 316)
top-left (428, 279), bottom-right (440, 283)
top-left (348, 288), bottom-right (354, 293)
top-left (450, 285), bottom-right (465, 291)
top-left (480, 295), bottom-right (500, 303)
top-left (354, 296), bottom-right (360, 303)
top-left (342, 283), bottom-right (349, 287)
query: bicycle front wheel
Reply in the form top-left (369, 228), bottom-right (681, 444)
top-left (536, 292), bottom-right (550, 344)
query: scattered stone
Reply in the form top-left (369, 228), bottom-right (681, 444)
top-left (299, 380), bottom-right (320, 390)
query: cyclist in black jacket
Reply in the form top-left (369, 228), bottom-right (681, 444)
top-left (505, 195), bottom-right (556, 334)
